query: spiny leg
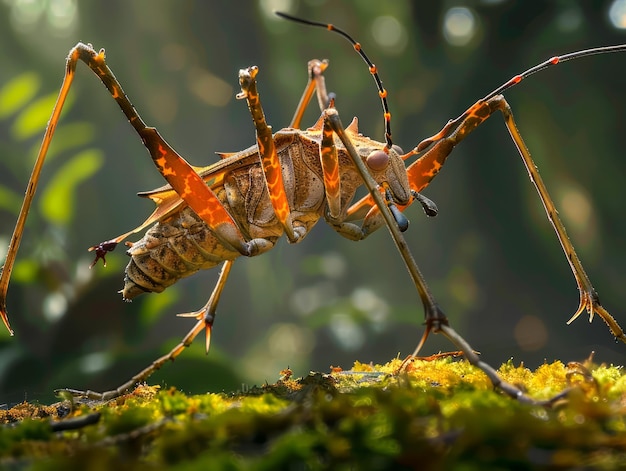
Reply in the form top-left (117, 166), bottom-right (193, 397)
top-left (69, 44), bottom-right (251, 254)
top-left (0, 43), bottom-right (84, 335)
top-left (237, 66), bottom-right (303, 243)
top-left (337, 87), bottom-right (626, 343)
top-left (290, 59), bottom-right (330, 129)
top-left (402, 94), bottom-right (626, 343)
top-left (319, 107), bottom-right (343, 219)
top-left (323, 105), bottom-right (569, 404)
top-left (0, 44), bottom-right (272, 335)
top-left (498, 98), bottom-right (624, 340)
top-left (323, 107), bottom-right (445, 338)
top-left (58, 260), bottom-right (233, 401)
top-left (437, 324), bottom-right (569, 406)
top-left (406, 47), bottom-right (626, 341)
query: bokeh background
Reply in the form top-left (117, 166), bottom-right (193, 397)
top-left (1, 0), bottom-right (626, 405)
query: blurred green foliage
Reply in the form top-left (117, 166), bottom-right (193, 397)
top-left (0, 73), bottom-right (40, 119)
top-left (0, 0), bottom-right (625, 405)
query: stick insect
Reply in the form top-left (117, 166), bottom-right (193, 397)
top-left (0, 10), bottom-right (625, 404)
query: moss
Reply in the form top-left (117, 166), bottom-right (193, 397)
top-left (1, 357), bottom-right (626, 470)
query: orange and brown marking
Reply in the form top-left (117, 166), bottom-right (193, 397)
top-left (320, 115), bottom-right (341, 218)
top-left (238, 66), bottom-right (296, 240)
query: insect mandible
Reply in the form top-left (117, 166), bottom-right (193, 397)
top-left (0, 11), bottom-right (625, 404)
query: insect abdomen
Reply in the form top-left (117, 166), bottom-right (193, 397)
top-left (122, 207), bottom-right (240, 299)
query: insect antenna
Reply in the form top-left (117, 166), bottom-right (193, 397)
top-left (276, 11), bottom-right (393, 151)
top-left (484, 44), bottom-right (626, 101)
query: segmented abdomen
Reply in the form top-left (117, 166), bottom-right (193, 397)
top-left (121, 207), bottom-right (241, 299)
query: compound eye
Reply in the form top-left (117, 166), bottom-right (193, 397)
top-left (392, 144), bottom-right (404, 156)
top-left (366, 150), bottom-right (389, 171)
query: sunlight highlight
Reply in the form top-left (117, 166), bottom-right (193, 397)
top-left (7, 0), bottom-right (77, 37)
top-left (514, 315), bottom-right (548, 352)
top-left (609, 0), bottom-right (626, 29)
top-left (371, 15), bottom-right (408, 54)
top-left (443, 7), bottom-right (477, 47)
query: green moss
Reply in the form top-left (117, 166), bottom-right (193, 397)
top-left (1, 358), bottom-right (626, 470)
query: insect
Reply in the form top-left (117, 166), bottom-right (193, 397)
top-left (1, 10), bottom-right (625, 403)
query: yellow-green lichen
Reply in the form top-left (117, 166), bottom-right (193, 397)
top-left (1, 357), bottom-right (625, 470)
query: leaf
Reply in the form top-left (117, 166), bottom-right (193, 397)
top-left (0, 185), bottom-right (23, 214)
top-left (29, 122), bottom-right (96, 164)
top-left (11, 259), bottom-right (39, 283)
top-left (11, 91), bottom-right (74, 141)
top-left (0, 72), bottom-right (41, 119)
top-left (140, 286), bottom-right (180, 328)
top-left (39, 149), bottom-right (104, 224)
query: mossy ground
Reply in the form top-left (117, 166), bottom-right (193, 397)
top-left (1, 356), bottom-right (626, 470)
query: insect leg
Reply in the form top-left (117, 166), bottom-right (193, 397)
top-left (0, 44), bottom-right (270, 331)
top-left (290, 59), bottom-right (330, 129)
top-left (496, 97), bottom-right (625, 341)
top-left (402, 95), bottom-right (626, 343)
top-left (319, 104), bottom-right (343, 220)
top-left (0, 41), bottom-right (87, 335)
top-left (57, 260), bottom-right (234, 401)
top-left (237, 66), bottom-right (305, 243)
top-left (436, 323), bottom-right (570, 406)
top-left (322, 106), bottom-right (445, 337)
